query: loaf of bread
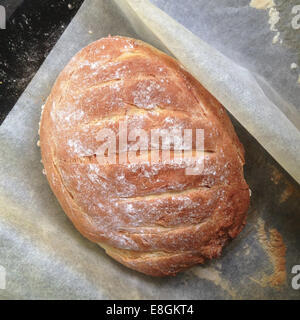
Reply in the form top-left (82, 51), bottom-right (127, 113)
top-left (39, 36), bottom-right (250, 276)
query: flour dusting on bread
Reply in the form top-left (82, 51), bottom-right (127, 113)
top-left (39, 36), bottom-right (249, 276)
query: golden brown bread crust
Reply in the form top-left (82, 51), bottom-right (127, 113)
top-left (40, 36), bottom-right (250, 276)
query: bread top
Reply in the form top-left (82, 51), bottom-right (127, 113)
top-left (40, 36), bottom-right (249, 276)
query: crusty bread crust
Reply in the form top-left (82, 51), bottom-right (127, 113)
top-left (40, 36), bottom-right (250, 276)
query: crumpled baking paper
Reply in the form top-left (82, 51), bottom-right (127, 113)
top-left (0, 0), bottom-right (299, 299)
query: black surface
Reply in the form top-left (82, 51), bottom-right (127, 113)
top-left (0, 0), bottom-right (84, 124)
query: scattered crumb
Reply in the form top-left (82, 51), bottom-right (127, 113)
top-left (243, 244), bottom-right (251, 256)
top-left (37, 140), bottom-right (40, 147)
top-left (268, 7), bottom-right (280, 31)
top-left (68, 4), bottom-right (73, 10)
top-left (272, 32), bottom-right (280, 44)
top-left (290, 63), bottom-right (298, 69)
top-left (270, 166), bottom-right (282, 185)
top-left (270, 165), bottom-right (297, 204)
top-left (279, 184), bottom-right (294, 203)
top-left (249, 0), bottom-right (274, 10)
top-left (250, 2), bottom-right (282, 46)
top-left (256, 218), bottom-right (287, 288)
top-left (88, 30), bottom-right (93, 34)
